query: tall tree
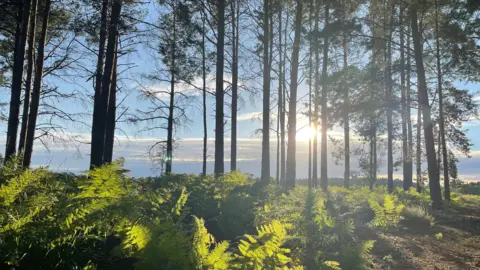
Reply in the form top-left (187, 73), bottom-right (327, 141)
top-left (214, 0), bottom-right (225, 176)
top-left (435, 0), bottom-right (450, 200)
top-left (386, 1), bottom-right (394, 193)
top-left (320, 2), bottom-right (330, 190)
top-left (5, 0), bottom-right (32, 163)
top-left (201, 12), bottom-right (208, 177)
top-left (231, 0), bottom-right (239, 172)
top-left (410, 2), bottom-right (442, 208)
top-left (342, 25), bottom-right (349, 189)
top-left (23, 0), bottom-right (52, 168)
top-left (406, 26), bottom-right (414, 190)
top-left (89, 0), bottom-right (113, 168)
top-left (312, 0), bottom-right (320, 188)
top-left (400, 4), bottom-right (413, 190)
top-left (18, 0), bottom-right (38, 155)
top-left (104, 38), bottom-right (118, 164)
top-left (278, 5), bottom-right (286, 184)
top-left (261, 0), bottom-right (271, 182)
top-left (286, 0), bottom-right (303, 188)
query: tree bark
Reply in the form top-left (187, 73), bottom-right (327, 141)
top-left (343, 35), bottom-right (349, 189)
top-left (400, 5), bottom-right (411, 190)
top-left (386, 4), bottom-right (394, 193)
top-left (261, 0), bottom-right (270, 182)
top-left (166, 10), bottom-right (177, 174)
top-left (286, 0), bottom-right (303, 188)
top-left (19, 0), bottom-right (38, 155)
top-left (279, 6), bottom-right (286, 184)
top-left (320, 3), bottom-right (330, 191)
top-left (406, 24), bottom-right (414, 190)
top-left (435, 0), bottom-right (450, 201)
top-left (230, 0), bottom-right (239, 172)
top-left (23, 0), bottom-right (51, 168)
top-left (312, 0), bottom-right (320, 188)
top-left (411, 4), bottom-right (442, 208)
top-left (214, 0), bottom-right (225, 176)
top-left (202, 13), bottom-right (207, 177)
top-left (104, 38), bottom-right (118, 164)
top-left (5, 0), bottom-right (31, 163)
top-left (89, 0), bottom-right (113, 169)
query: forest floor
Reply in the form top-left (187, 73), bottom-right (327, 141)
top-left (364, 195), bottom-right (480, 270)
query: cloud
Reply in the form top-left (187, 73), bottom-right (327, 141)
top-left (238, 112), bottom-right (262, 121)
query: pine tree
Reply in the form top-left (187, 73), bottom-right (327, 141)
top-left (23, 0), bottom-right (52, 168)
top-left (286, 0), bottom-right (303, 188)
top-left (18, 0), bottom-right (38, 155)
top-left (214, 0), bottom-right (226, 176)
top-left (410, 2), bottom-right (442, 208)
top-left (320, 2), bottom-right (330, 191)
top-left (5, 0), bottom-right (32, 163)
top-left (261, 0), bottom-right (271, 183)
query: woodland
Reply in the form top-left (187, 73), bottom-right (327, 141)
top-left (0, 0), bottom-right (480, 269)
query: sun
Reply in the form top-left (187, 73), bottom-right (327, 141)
top-left (296, 126), bottom-right (317, 141)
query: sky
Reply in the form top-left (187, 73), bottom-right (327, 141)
top-left (0, 2), bottom-right (479, 181)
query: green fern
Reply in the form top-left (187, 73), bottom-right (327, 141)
top-left (235, 220), bottom-right (300, 269)
top-left (191, 216), bottom-right (233, 269)
top-left (368, 194), bottom-right (404, 228)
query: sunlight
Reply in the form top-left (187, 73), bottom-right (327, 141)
top-left (296, 126), bottom-right (317, 141)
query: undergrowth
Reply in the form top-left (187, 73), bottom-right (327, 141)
top-left (1, 161), bottom-right (476, 269)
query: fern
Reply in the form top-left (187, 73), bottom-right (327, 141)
top-left (235, 220), bottom-right (300, 269)
top-left (368, 194), bottom-right (404, 228)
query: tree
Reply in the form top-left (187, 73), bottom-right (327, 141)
top-left (385, 1), bottom-right (393, 193)
top-left (320, 2), bottom-right (330, 191)
top-left (260, 0), bottom-right (271, 182)
top-left (22, 0), bottom-right (52, 168)
top-left (278, 4), bottom-right (286, 184)
top-left (311, 0), bottom-right (319, 188)
top-left (103, 38), bottom-right (118, 164)
top-left (18, 0), bottom-right (38, 155)
top-left (286, 0), bottom-right (303, 188)
top-left (230, 0), bottom-right (239, 172)
top-left (410, 2), bottom-right (442, 208)
top-left (4, 0), bottom-right (32, 163)
top-left (201, 11), bottom-right (208, 176)
top-left (214, 0), bottom-right (225, 176)
top-left (434, 0), bottom-right (450, 200)
top-left (90, 0), bottom-right (123, 169)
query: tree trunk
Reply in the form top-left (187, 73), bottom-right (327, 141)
top-left (19, 0), bottom-right (38, 155)
top-left (230, 0), bottom-right (238, 172)
top-left (400, 5), bottom-right (409, 190)
top-left (406, 24), bottom-right (414, 190)
top-left (261, 0), bottom-right (270, 182)
top-left (411, 4), bottom-right (442, 208)
top-left (214, 0), bottom-right (225, 176)
top-left (435, 0), bottom-right (450, 201)
top-left (311, 0), bottom-right (319, 188)
top-left (286, 0), bottom-right (303, 188)
top-left (279, 6), bottom-right (286, 184)
top-left (386, 4), bottom-right (394, 193)
top-left (320, 3), bottom-right (330, 191)
top-left (343, 35), bottom-right (349, 189)
top-left (5, 0), bottom-right (31, 163)
top-left (202, 13), bottom-right (207, 177)
top-left (416, 100), bottom-right (422, 192)
top-left (166, 11), bottom-right (177, 174)
top-left (89, 0), bottom-right (114, 169)
top-left (23, 0), bottom-right (51, 168)
top-left (104, 38), bottom-right (118, 164)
